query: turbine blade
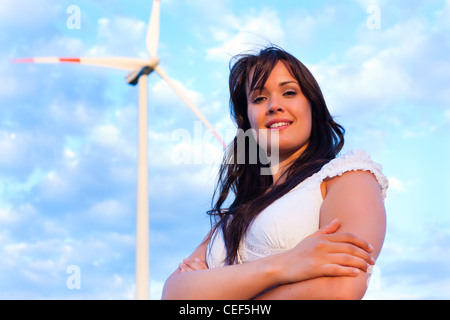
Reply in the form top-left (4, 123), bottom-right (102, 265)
top-left (146, 0), bottom-right (160, 57)
top-left (13, 57), bottom-right (149, 71)
top-left (154, 66), bottom-right (226, 149)
top-left (80, 57), bottom-right (148, 70)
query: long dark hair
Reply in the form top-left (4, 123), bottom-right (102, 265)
top-left (207, 46), bottom-right (345, 264)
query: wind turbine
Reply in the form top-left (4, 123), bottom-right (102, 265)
top-left (14, 0), bottom-right (226, 300)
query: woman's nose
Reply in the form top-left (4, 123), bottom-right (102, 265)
top-left (267, 102), bottom-right (284, 114)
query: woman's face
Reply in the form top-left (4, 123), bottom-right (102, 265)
top-left (246, 61), bottom-right (312, 158)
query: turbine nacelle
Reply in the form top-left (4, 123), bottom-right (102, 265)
top-left (126, 57), bottom-right (160, 85)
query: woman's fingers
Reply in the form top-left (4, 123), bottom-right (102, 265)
top-left (328, 253), bottom-right (372, 272)
top-left (308, 219), bottom-right (340, 239)
top-left (322, 219), bottom-right (341, 234)
top-left (179, 258), bottom-right (208, 273)
top-left (326, 242), bottom-right (375, 265)
top-left (179, 262), bottom-right (191, 273)
top-left (320, 233), bottom-right (376, 274)
top-left (326, 232), bottom-right (374, 254)
top-left (320, 264), bottom-right (362, 278)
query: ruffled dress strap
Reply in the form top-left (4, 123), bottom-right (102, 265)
top-left (317, 150), bottom-right (389, 199)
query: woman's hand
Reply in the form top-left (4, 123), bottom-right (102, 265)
top-left (273, 219), bottom-right (375, 285)
top-left (179, 258), bottom-right (208, 273)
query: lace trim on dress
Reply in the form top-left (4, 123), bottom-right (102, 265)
top-left (239, 239), bottom-right (285, 262)
top-left (246, 240), bottom-right (285, 256)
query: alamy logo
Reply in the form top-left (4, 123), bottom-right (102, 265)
top-left (366, 5), bottom-right (382, 30)
top-left (171, 122), bottom-right (280, 175)
top-left (66, 265), bottom-right (81, 290)
top-left (66, 5), bottom-right (81, 30)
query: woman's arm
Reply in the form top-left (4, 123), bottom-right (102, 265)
top-left (161, 234), bottom-right (278, 300)
top-left (254, 170), bottom-right (387, 300)
top-left (161, 219), bottom-right (375, 300)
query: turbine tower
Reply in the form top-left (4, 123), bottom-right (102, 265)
top-left (14, 0), bottom-right (226, 300)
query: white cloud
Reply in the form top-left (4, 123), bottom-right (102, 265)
top-left (84, 199), bottom-right (131, 225)
top-left (0, 0), bottom-right (60, 26)
top-left (0, 62), bottom-right (22, 98)
top-left (386, 176), bottom-right (422, 196)
top-left (150, 76), bottom-right (203, 112)
top-left (90, 124), bottom-right (129, 153)
top-left (0, 131), bottom-right (22, 166)
top-left (88, 16), bottom-right (148, 58)
top-left (435, 0), bottom-right (450, 30)
top-left (354, 0), bottom-right (386, 9)
top-left (150, 280), bottom-right (165, 300)
top-left (0, 207), bottom-right (20, 224)
top-left (386, 177), bottom-right (406, 193)
top-left (312, 53), bottom-right (411, 115)
top-left (206, 8), bottom-right (285, 62)
top-left (284, 5), bottom-right (340, 47)
top-left (445, 109), bottom-right (450, 124)
top-left (310, 12), bottom-right (450, 120)
top-left (40, 171), bottom-right (71, 199)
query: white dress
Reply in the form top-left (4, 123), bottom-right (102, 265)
top-left (206, 150), bottom-right (389, 268)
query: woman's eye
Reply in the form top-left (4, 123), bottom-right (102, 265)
top-left (284, 90), bottom-right (297, 96)
top-left (252, 96), bottom-right (266, 104)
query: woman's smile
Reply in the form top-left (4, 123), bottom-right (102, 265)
top-left (265, 118), bottom-right (293, 130)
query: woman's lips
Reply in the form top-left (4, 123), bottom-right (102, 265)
top-left (265, 119), bottom-right (293, 130)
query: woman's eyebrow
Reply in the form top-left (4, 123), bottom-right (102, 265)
top-left (279, 81), bottom-right (299, 87)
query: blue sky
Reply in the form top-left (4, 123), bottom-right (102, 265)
top-left (1, 0), bottom-right (449, 299)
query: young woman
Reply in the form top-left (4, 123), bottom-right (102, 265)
top-left (162, 46), bottom-right (388, 300)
